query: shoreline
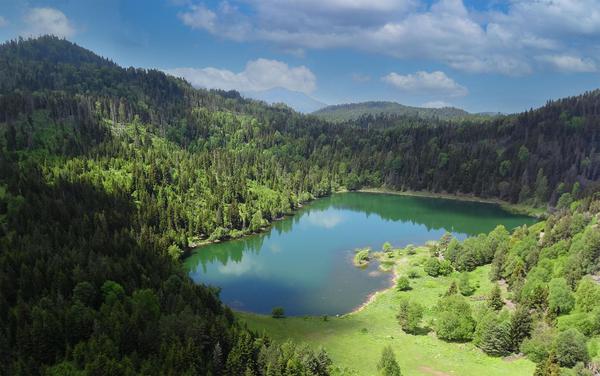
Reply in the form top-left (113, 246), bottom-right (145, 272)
top-left (347, 262), bottom-right (398, 315)
top-left (190, 188), bottom-right (545, 318)
top-left (186, 187), bottom-right (543, 255)
top-left (356, 187), bottom-right (545, 218)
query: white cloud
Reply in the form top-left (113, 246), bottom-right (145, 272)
top-left (538, 55), bottom-right (597, 73)
top-left (24, 8), bottom-right (75, 38)
top-left (422, 100), bottom-right (452, 108)
top-left (178, 4), bottom-right (216, 32)
top-left (383, 71), bottom-right (467, 97)
top-left (165, 58), bottom-right (317, 94)
top-left (0, 16), bottom-right (8, 28)
top-left (178, 0), bottom-right (600, 76)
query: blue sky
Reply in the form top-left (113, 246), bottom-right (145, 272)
top-left (1, 0), bottom-right (599, 113)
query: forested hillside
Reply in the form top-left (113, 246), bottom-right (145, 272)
top-left (0, 36), bottom-right (599, 375)
top-left (312, 101), bottom-right (482, 122)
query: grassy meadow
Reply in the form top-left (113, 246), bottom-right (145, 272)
top-left (237, 246), bottom-right (536, 376)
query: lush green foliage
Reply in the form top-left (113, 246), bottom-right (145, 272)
top-left (354, 248), bottom-right (370, 267)
top-left (395, 276), bottom-right (411, 291)
top-left (312, 101), bottom-right (476, 122)
top-left (2, 35), bottom-right (600, 375)
top-left (396, 298), bottom-right (423, 334)
top-left (434, 294), bottom-right (476, 341)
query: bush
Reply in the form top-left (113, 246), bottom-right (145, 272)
top-left (438, 260), bottom-right (453, 276)
top-left (424, 258), bottom-right (441, 277)
top-left (458, 273), bottom-right (475, 296)
top-left (382, 242), bottom-right (393, 253)
top-left (354, 248), bottom-right (370, 267)
top-left (396, 276), bottom-right (411, 291)
top-left (555, 328), bottom-right (589, 367)
top-left (434, 295), bottom-right (476, 342)
top-left (272, 307), bottom-right (285, 318)
top-left (521, 322), bottom-right (556, 363)
top-left (397, 299), bottom-right (423, 334)
top-left (407, 269), bottom-right (420, 279)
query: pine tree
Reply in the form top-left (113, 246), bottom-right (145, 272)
top-left (534, 352), bottom-right (560, 376)
top-left (377, 346), bottom-right (402, 376)
top-left (488, 284), bottom-right (504, 311)
top-left (509, 305), bottom-right (532, 353)
top-left (478, 320), bottom-right (512, 356)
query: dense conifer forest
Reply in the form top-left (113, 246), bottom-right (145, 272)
top-left (0, 36), bottom-right (599, 375)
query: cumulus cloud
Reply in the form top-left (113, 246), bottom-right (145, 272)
top-left (0, 16), bottom-right (8, 28)
top-left (177, 0), bottom-right (600, 75)
top-left (24, 7), bottom-right (75, 38)
top-left (179, 4), bottom-right (217, 32)
top-left (538, 55), bottom-right (597, 73)
top-left (383, 71), bottom-right (467, 97)
top-left (165, 58), bottom-right (316, 93)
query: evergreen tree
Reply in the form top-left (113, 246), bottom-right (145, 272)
top-left (397, 299), bottom-right (423, 334)
top-left (534, 352), bottom-right (561, 376)
top-left (488, 284), bottom-right (504, 311)
top-left (377, 346), bottom-right (402, 376)
top-left (509, 305), bottom-right (533, 353)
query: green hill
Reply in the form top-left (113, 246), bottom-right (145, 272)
top-left (312, 101), bottom-right (491, 122)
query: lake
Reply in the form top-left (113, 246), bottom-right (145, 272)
top-left (185, 192), bottom-right (536, 316)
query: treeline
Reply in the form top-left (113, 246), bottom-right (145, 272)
top-left (0, 113), bottom-right (335, 376)
top-left (0, 38), bottom-right (336, 375)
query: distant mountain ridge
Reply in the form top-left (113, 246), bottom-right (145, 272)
top-left (242, 87), bottom-right (327, 113)
top-left (312, 101), bottom-right (492, 122)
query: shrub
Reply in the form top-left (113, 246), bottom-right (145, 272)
top-left (521, 322), bottom-right (556, 363)
top-left (424, 258), bottom-right (440, 277)
top-left (458, 272), bottom-right (475, 296)
top-left (271, 307), bottom-right (285, 318)
top-left (407, 269), bottom-right (420, 279)
top-left (555, 328), bottom-right (589, 367)
top-left (353, 248), bottom-right (370, 267)
top-left (382, 242), bottom-right (393, 253)
top-left (434, 295), bottom-right (476, 342)
top-left (396, 277), bottom-right (411, 291)
top-left (397, 299), bottom-right (423, 334)
top-left (438, 260), bottom-right (453, 276)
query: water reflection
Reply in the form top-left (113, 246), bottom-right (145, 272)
top-left (185, 192), bottom-right (536, 315)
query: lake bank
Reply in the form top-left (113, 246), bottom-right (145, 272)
top-left (186, 192), bottom-right (537, 316)
top-left (356, 187), bottom-right (546, 218)
top-left (236, 244), bottom-right (535, 376)
top-left (185, 187), bottom-right (544, 254)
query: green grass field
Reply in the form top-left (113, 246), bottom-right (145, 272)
top-left (237, 246), bottom-right (535, 376)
